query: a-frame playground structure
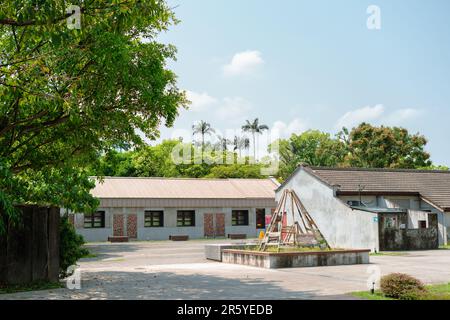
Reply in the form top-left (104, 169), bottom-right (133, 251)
top-left (259, 189), bottom-right (330, 252)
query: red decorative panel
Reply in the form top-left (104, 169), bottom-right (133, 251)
top-left (204, 213), bottom-right (214, 237)
top-left (204, 213), bottom-right (225, 238)
top-left (113, 214), bottom-right (124, 237)
top-left (215, 213), bottom-right (225, 237)
top-left (127, 214), bottom-right (137, 239)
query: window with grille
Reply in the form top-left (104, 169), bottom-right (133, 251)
top-left (84, 211), bottom-right (105, 228)
top-left (177, 210), bottom-right (195, 227)
top-left (145, 211), bottom-right (164, 227)
top-left (232, 210), bottom-right (249, 226)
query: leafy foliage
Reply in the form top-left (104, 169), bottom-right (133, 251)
top-left (380, 273), bottom-right (426, 300)
top-left (90, 140), bottom-right (266, 179)
top-left (339, 123), bottom-right (432, 169)
top-left (274, 124), bottom-right (437, 180)
top-left (0, 1), bottom-right (187, 228)
top-left (59, 215), bottom-right (89, 279)
top-left (274, 130), bottom-right (345, 180)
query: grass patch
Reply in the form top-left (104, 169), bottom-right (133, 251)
top-left (439, 245), bottom-right (450, 250)
top-left (370, 252), bottom-right (408, 256)
top-left (81, 252), bottom-right (98, 259)
top-left (80, 248), bottom-right (98, 259)
top-left (351, 283), bottom-right (450, 300)
top-left (0, 281), bottom-right (63, 295)
top-left (351, 290), bottom-right (395, 300)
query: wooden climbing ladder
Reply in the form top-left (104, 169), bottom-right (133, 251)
top-left (259, 189), bottom-right (330, 252)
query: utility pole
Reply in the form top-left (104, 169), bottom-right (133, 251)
top-left (358, 183), bottom-right (366, 207)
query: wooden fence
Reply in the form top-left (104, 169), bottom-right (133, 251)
top-left (0, 206), bottom-right (60, 285)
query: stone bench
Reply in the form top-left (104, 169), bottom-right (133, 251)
top-left (169, 235), bottom-right (189, 241)
top-left (108, 236), bottom-right (129, 243)
top-left (228, 233), bottom-right (247, 240)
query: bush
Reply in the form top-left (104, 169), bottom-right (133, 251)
top-left (59, 216), bottom-right (89, 279)
top-left (380, 273), bottom-right (426, 300)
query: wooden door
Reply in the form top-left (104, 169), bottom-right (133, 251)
top-left (204, 213), bottom-right (225, 238)
top-left (127, 214), bottom-right (137, 239)
top-left (113, 214), bottom-right (124, 237)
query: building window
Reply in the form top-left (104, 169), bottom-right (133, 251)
top-left (418, 220), bottom-right (427, 229)
top-left (177, 210), bottom-right (195, 227)
top-left (84, 211), bottom-right (105, 228)
top-left (256, 209), bottom-right (266, 229)
top-left (232, 210), bottom-right (249, 226)
top-left (145, 211), bottom-right (164, 227)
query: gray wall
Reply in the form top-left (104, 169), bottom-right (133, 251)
top-left (340, 195), bottom-right (447, 245)
top-left (73, 206), bottom-right (273, 242)
top-left (276, 168), bottom-right (379, 251)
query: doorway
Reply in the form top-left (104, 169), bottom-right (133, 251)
top-left (204, 213), bottom-right (225, 238)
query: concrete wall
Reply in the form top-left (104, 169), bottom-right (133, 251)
top-left (72, 206), bottom-right (274, 242)
top-left (276, 168), bottom-right (379, 251)
top-left (338, 195), bottom-right (447, 245)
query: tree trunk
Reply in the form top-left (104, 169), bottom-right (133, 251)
top-left (253, 133), bottom-right (256, 161)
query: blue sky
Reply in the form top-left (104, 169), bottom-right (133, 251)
top-left (155, 0), bottom-right (450, 166)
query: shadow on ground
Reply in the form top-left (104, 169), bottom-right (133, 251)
top-left (0, 270), bottom-right (353, 300)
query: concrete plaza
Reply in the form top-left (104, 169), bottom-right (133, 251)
top-left (1, 240), bottom-right (450, 300)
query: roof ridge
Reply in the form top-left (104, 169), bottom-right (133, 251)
top-left (91, 176), bottom-right (275, 181)
top-left (309, 166), bottom-right (450, 174)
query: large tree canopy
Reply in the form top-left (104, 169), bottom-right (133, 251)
top-left (0, 0), bottom-right (187, 227)
top-left (274, 124), bottom-right (436, 181)
top-left (339, 123), bottom-right (432, 169)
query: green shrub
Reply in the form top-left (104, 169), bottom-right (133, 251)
top-left (380, 273), bottom-right (426, 300)
top-left (59, 216), bottom-right (89, 279)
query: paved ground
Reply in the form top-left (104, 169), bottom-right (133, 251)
top-left (1, 240), bottom-right (450, 300)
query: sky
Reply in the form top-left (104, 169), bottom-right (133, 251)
top-left (153, 0), bottom-right (450, 166)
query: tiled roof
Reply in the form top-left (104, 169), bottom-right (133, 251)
top-left (91, 177), bottom-right (278, 200)
top-left (306, 167), bottom-right (450, 211)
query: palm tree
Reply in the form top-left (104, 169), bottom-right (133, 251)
top-left (233, 136), bottom-right (250, 157)
top-left (242, 118), bottom-right (269, 160)
top-left (192, 121), bottom-right (215, 160)
top-left (216, 136), bottom-right (231, 151)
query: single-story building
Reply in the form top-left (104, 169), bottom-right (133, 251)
top-left (69, 177), bottom-right (278, 242)
top-left (276, 165), bottom-right (450, 251)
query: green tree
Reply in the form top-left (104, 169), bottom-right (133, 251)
top-left (275, 130), bottom-right (345, 180)
top-left (192, 121), bottom-right (215, 159)
top-left (242, 118), bottom-right (269, 160)
top-left (0, 1), bottom-right (187, 228)
top-left (207, 164), bottom-right (264, 179)
top-left (339, 123), bottom-right (432, 169)
top-left (233, 136), bottom-right (250, 157)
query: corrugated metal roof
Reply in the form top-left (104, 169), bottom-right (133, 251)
top-left (305, 167), bottom-right (450, 211)
top-left (91, 177), bottom-right (278, 200)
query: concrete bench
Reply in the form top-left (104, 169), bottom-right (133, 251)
top-left (169, 235), bottom-right (189, 241)
top-left (205, 243), bottom-right (248, 261)
top-left (108, 236), bottom-right (129, 243)
top-left (228, 233), bottom-right (247, 240)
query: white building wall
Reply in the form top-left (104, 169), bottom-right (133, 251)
top-left (73, 206), bottom-right (273, 242)
top-left (277, 168), bottom-right (379, 251)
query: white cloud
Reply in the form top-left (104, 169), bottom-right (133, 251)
top-left (272, 118), bottom-right (309, 140)
top-left (335, 105), bottom-right (385, 129)
top-left (216, 97), bottom-right (253, 124)
top-left (335, 105), bottom-right (422, 129)
top-left (186, 90), bottom-right (218, 112)
top-left (223, 50), bottom-right (264, 76)
top-left (386, 108), bottom-right (422, 124)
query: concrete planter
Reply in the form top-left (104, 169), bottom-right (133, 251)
top-left (221, 249), bottom-right (370, 269)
